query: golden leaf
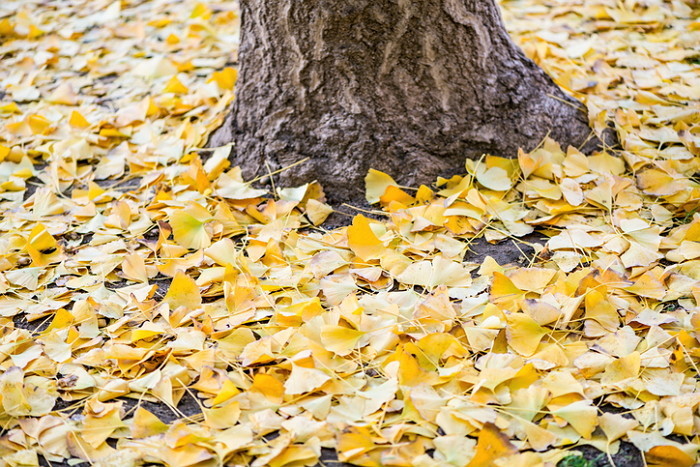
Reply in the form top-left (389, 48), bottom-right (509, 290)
top-left (170, 202), bottom-right (212, 250)
top-left (466, 422), bottom-right (517, 467)
top-left (163, 271), bottom-right (202, 311)
top-left (646, 445), bottom-right (695, 467)
top-left (163, 75), bottom-right (189, 94)
top-left (131, 407), bottom-right (169, 438)
top-left (506, 313), bottom-right (547, 357)
top-left (26, 224), bottom-right (61, 266)
top-left (209, 67), bottom-right (238, 90)
top-left (365, 168), bottom-right (398, 204)
top-left (284, 364), bottom-right (331, 395)
top-left (347, 215), bottom-right (384, 261)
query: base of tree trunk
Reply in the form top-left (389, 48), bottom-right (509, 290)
top-left (209, 0), bottom-right (613, 204)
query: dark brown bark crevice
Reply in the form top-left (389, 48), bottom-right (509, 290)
top-left (210, 0), bottom-right (611, 204)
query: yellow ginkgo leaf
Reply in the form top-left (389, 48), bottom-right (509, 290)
top-left (80, 401), bottom-right (126, 447)
top-left (190, 2), bottom-right (212, 19)
top-left (560, 177), bottom-right (584, 206)
top-left (130, 322), bottom-right (165, 342)
top-left (636, 169), bottom-right (683, 197)
top-left (415, 184), bottom-right (435, 203)
top-left (203, 400), bottom-right (240, 429)
top-left (506, 313), bottom-right (547, 357)
top-left (131, 407), bottom-right (169, 438)
top-left (521, 299), bottom-right (561, 326)
top-left (320, 325), bottom-right (365, 356)
top-left (170, 203), bottom-right (212, 250)
top-left (599, 412), bottom-right (639, 442)
top-left (263, 445), bottom-right (318, 467)
top-left (646, 445), bottom-right (695, 467)
top-left (379, 185), bottom-right (414, 206)
top-left (551, 400), bottom-right (598, 439)
top-left (347, 215), bottom-right (384, 261)
top-left (163, 271), bottom-right (202, 311)
top-left (69, 110), bottom-right (91, 128)
top-left (521, 420), bottom-right (558, 451)
top-left (337, 426), bottom-right (380, 462)
top-left (276, 298), bottom-right (324, 326)
top-left (305, 198), bottom-right (333, 225)
top-left (209, 67), bottom-right (238, 90)
top-left (284, 365), bottom-right (331, 395)
top-left (490, 272), bottom-right (525, 309)
top-left (122, 254), bottom-right (149, 283)
top-left (508, 267), bottom-right (557, 293)
top-left (28, 115), bottom-right (52, 134)
top-left (0, 366), bottom-right (30, 416)
top-left (0, 102), bottom-right (20, 114)
top-left (164, 76), bottom-right (189, 94)
top-left (466, 422), bottom-right (517, 467)
top-left (0, 144), bottom-right (10, 161)
top-left (476, 165), bottom-right (512, 191)
top-left (600, 351), bottom-right (641, 385)
top-left (204, 238), bottom-right (238, 266)
top-left (85, 181), bottom-right (111, 203)
top-left (26, 224), bottom-right (60, 266)
top-left (250, 374), bottom-right (285, 402)
top-left (396, 257), bottom-right (472, 288)
top-left (215, 172), bottom-right (268, 199)
top-left (47, 82), bottom-right (79, 105)
top-left (365, 168), bottom-right (398, 204)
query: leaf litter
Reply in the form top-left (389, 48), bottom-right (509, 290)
top-left (0, 0), bottom-right (699, 466)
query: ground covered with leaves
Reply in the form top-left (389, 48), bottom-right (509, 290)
top-left (0, 0), bottom-right (699, 466)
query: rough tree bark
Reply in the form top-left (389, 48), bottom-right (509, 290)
top-left (209, 0), bottom-right (606, 204)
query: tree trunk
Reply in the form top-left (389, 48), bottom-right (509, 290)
top-left (209, 0), bottom-right (605, 204)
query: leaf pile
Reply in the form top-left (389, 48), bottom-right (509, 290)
top-left (0, 0), bottom-right (699, 466)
